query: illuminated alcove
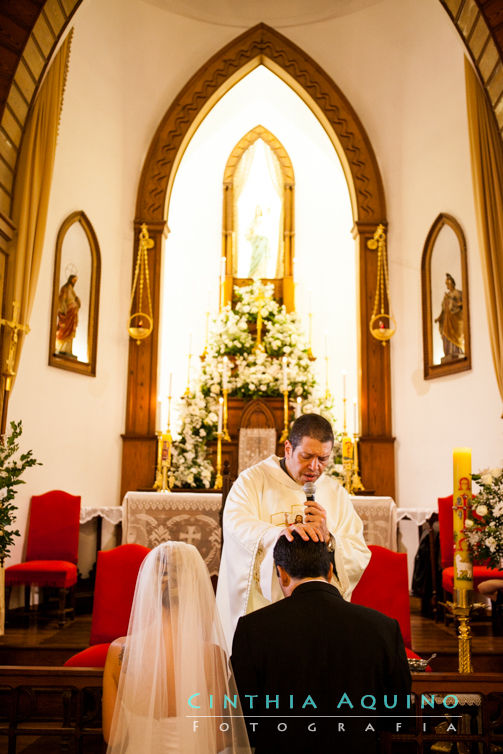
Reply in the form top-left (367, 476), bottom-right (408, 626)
top-left (158, 65), bottom-right (357, 433)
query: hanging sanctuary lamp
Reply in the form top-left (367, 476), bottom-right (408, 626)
top-left (128, 224), bottom-right (154, 344)
top-left (368, 224), bottom-right (396, 345)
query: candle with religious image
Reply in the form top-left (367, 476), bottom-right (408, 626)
top-left (453, 447), bottom-right (474, 592)
top-left (218, 396), bottom-right (223, 434)
top-left (282, 356), bottom-right (288, 392)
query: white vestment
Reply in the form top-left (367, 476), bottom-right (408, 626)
top-left (216, 454), bottom-right (371, 650)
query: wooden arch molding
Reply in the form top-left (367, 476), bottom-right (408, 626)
top-left (121, 23), bottom-right (394, 499)
top-left (222, 125), bottom-right (295, 310)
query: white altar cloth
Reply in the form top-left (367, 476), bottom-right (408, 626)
top-left (121, 491), bottom-right (399, 578)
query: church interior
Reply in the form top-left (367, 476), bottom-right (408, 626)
top-left (1, 0), bottom-right (503, 750)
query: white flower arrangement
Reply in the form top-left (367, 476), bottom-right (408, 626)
top-left (170, 281), bottom-right (342, 488)
top-left (463, 467), bottom-right (503, 568)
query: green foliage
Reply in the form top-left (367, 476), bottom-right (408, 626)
top-left (0, 420), bottom-right (41, 564)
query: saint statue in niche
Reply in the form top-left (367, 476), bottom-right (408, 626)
top-left (235, 139), bottom-right (283, 280)
top-left (246, 205), bottom-right (271, 278)
top-left (55, 273), bottom-right (81, 358)
top-left (434, 272), bottom-right (464, 362)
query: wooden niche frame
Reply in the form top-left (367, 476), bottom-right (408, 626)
top-left (122, 23), bottom-right (394, 499)
top-left (222, 125), bottom-right (295, 310)
top-left (49, 211), bottom-right (101, 376)
top-left (421, 213), bottom-right (471, 380)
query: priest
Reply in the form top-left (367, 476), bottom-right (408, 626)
top-left (216, 413), bottom-right (370, 649)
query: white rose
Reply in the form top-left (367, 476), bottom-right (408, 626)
top-left (464, 519), bottom-right (474, 528)
top-left (486, 536), bottom-right (497, 552)
top-left (476, 504), bottom-right (488, 517)
top-left (480, 473), bottom-right (494, 485)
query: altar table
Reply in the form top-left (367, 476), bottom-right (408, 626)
top-left (121, 491), bottom-right (398, 576)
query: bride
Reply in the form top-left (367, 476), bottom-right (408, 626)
top-left (102, 541), bottom-right (251, 753)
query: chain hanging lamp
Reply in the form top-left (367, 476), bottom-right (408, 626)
top-left (128, 224), bottom-right (154, 344)
top-left (368, 224), bottom-right (396, 345)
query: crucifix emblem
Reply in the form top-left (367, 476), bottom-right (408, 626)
top-left (0, 301), bottom-right (30, 391)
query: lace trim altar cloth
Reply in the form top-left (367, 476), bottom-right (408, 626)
top-left (122, 492), bottom-right (398, 575)
top-left (122, 492), bottom-right (222, 577)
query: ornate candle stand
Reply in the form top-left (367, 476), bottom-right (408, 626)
top-left (444, 590), bottom-right (485, 673)
top-left (280, 389), bottom-right (289, 442)
top-left (222, 389), bottom-right (231, 441)
top-left (154, 427), bottom-right (173, 492)
top-left (341, 434), bottom-right (354, 493)
top-left (351, 433), bottom-right (365, 493)
top-left (214, 431), bottom-right (223, 489)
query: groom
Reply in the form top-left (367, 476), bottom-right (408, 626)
top-left (231, 532), bottom-right (411, 753)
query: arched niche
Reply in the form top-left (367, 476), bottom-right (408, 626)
top-left (49, 210), bottom-right (101, 377)
top-left (421, 213), bottom-right (471, 379)
top-left (121, 23), bottom-right (393, 500)
top-left (222, 125), bottom-right (295, 310)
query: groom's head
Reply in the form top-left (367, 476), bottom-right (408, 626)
top-left (273, 531), bottom-right (333, 597)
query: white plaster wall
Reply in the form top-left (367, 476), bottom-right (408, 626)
top-left (6, 0), bottom-right (503, 575)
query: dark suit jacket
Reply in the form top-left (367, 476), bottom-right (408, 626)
top-left (231, 580), bottom-right (411, 754)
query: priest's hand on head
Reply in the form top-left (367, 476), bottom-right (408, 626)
top-left (279, 521), bottom-right (324, 543)
top-left (303, 500), bottom-right (329, 543)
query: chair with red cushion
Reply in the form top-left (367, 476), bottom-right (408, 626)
top-left (64, 543), bottom-right (150, 667)
top-left (351, 544), bottom-right (427, 666)
top-left (5, 490), bottom-right (81, 626)
top-left (437, 494), bottom-right (503, 597)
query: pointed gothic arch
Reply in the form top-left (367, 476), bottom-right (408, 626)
top-left (222, 125), bottom-right (295, 309)
top-left (121, 23), bottom-right (394, 499)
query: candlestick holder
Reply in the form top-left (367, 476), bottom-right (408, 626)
top-left (154, 428), bottom-right (173, 492)
top-left (222, 389), bottom-right (231, 441)
top-left (341, 434), bottom-right (354, 493)
top-left (444, 590), bottom-right (485, 673)
top-left (307, 313), bottom-right (315, 361)
top-left (280, 389), bottom-right (289, 442)
top-left (200, 312), bottom-right (209, 361)
top-left (214, 431), bottom-right (223, 489)
top-left (351, 433), bottom-right (365, 493)
top-left (184, 352), bottom-right (192, 396)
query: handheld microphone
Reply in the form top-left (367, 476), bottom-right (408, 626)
top-left (303, 481), bottom-right (316, 502)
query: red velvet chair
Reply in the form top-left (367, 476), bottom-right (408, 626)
top-left (64, 543), bottom-right (150, 667)
top-left (438, 494), bottom-right (503, 596)
top-left (351, 544), bottom-right (426, 664)
top-left (5, 490), bottom-right (81, 626)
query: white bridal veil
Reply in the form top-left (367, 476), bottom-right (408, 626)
top-left (107, 541), bottom-right (251, 754)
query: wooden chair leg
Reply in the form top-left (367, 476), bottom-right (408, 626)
top-left (24, 585), bottom-right (31, 611)
top-left (58, 588), bottom-right (67, 627)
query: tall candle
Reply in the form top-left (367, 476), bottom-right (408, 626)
top-left (342, 371), bottom-right (347, 401)
top-left (453, 447), bottom-right (473, 592)
top-left (282, 356), bottom-right (288, 392)
top-left (167, 372), bottom-right (173, 428)
top-left (156, 399), bottom-right (162, 431)
top-left (295, 396), bottom-right (302, 418)
top-left (218, 396), bottom-right (223, 434)
top-left (353, 399), bottom-right (358, 435)
top-left (223, 355), bottom-right (229, 391)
